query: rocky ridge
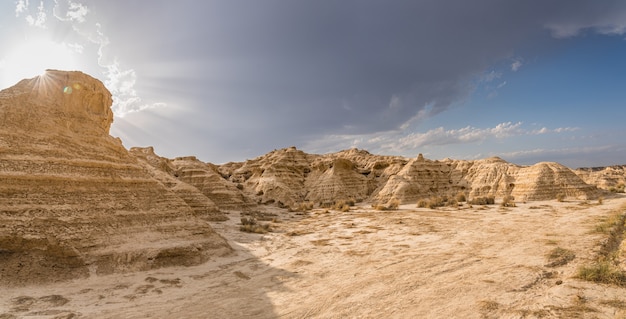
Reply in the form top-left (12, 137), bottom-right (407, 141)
top-left (218, 148), bottom-right (600, 206)
top-left (0, 70), bottom-right (231, 286)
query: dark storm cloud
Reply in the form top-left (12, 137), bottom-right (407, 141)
top-left (102, 0), bottom-right (626, 161)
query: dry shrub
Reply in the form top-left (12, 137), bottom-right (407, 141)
top-left (545, 247), bottom-right (576, 267)
top-left (416, 199), bottom-right (428, 208)
top-left (468, 196), bottom-right (495, 205)
top-left (291, 201), bottom-right (314, 212)
top-left (577, 261), bottom-right (626, 286)
top-left (455, 192), bottom-right (467, 203)
top-left (387, 199), bottom-right (400, 210)
top-left (334, 201), bottom-right (350, 212)
top-left (240, 217), bottom-right (271, 234)
top-left (577, 208), bottom-right (626, 286)
top-left (501, 195), bottom-right (516, 207)
top-left (373, 199), bottom-right (401, 211)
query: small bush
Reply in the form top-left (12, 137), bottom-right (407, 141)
top-left (291, 201), bottom-right (314, 212)
top-left (455, 192), bottom-right (467, 203)
top-left (577, 261), bottom-right (626, 286)
top-left (545, 247), bottom-right (576, 267)
top-left (416, 199), bottom-right (428, 208)
top-left (468, 196), bottom-right (495, 205)
top-left (387, 199), bottom-right (400, 210)
top-left (373, 199), bottom-right (400, 211)
top-left (240, 217), bottom-right (271, 233)
top-left (334, 200), bottom-right (351, 212)
top-left (609, 183), bottom-right (625, 193)
top-left (501, 195), bottom-right (516, 207)
top-left (447, 198), bottom-right (458, 207)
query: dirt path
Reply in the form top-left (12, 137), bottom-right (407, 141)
top-left (2, 197), bottom-right (625, 318)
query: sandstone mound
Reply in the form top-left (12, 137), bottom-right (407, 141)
top-left (575, 165), bottom-right (626, 192)
top-left (130, 147), bottom-right (228, 221)
top-left (170, 156), bottom-right (256, 211)
top-left (220, 148), bottom-right (599, 206)
top-left (0, 70), bottom-right (231, 286)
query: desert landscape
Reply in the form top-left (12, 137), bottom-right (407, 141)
top-left (1, 71), bottom-right (626, 318)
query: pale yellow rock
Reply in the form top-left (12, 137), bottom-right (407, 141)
top-left (0, 70), bottom-right (231, 286)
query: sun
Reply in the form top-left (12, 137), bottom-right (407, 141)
top-left (0, 35), bottom-right (81, 89)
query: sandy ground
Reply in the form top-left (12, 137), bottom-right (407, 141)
top-left (2, 196), bottom-right (626, 318)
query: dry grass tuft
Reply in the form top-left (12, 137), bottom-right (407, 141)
top-left (468, 196), bottom-right (495, 205)
top-left (545, 247), bottom-right (576, 267)
top-left (373, 199), bottom-right (401, 211)
top-left (500, 195), bottom-right (516, 207)
top-left (240, 217), bottom-right (271, 234)
top-left (577, 206), bottom-right (626, 286)
top-left (577, 261), bottom-right (626, 286)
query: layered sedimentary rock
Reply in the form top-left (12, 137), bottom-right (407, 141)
top-left (220, 148), bottom-right (600, 206)
top-left (170, 156), bottom-right (256, 211)
top-left (575, 165), bottom-right (626, 192)
top-left (129, 147), bottom-right (228, 221)
top-left (0, 70), bottom-right (231, 285)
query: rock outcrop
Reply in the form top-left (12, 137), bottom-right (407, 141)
top-left (219, 149), bottom-right (600, 206)
top-left (575, 165), bottom-right (626, 192)
top-left (0, 70), bottom-right (231, 286)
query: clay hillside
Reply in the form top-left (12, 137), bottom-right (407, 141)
top-left (0, 70), bottom-right (231, 286)
top-left (0, 70), bottom-right (617, 286)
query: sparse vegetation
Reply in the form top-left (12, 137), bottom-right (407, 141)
top-left (577, 206), bottom-right (626, 286)
top-left (290, 201), bottom-right (314, 212)
top-left (577, 261), bottom-right (626, 286)
top-left (455, 192), bottom-right (467, 203)
top-left (373, 199), bottom-right (400, 211)
top-left (608, 183), bottom-right (625, 193)
top-left (468, 195), bottom-right (495, 205)
top-left (416, 196), bottom-right (460, 209)
top-left (334, 200), bottom-right (352, 212)
top-left (545, 247), bottom-right (576, 267)
top-left (240, 217), bottom-right (272, 234)
top-left (501, 195), bottom-right (516, 207)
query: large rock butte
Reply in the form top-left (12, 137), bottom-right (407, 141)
top-left (0, 70), bottom-right (231, 285)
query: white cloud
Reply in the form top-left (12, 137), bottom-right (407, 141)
top-left (304, 121), bottom-right (580, 156)
top-left (511, 60), bottom-right (523, 72)
top-left (499, 144), bottom-right (613, 160)
top-left (15, 0), bottom-right (29, 16)
top-left (53, 0), bottom-right (89, 23)
top-left (23, 0), bottom-right (47, 28)
top-left (482, 70), bottom-right (501, 82)
top-left (546, 13), bottom-right (626, 39)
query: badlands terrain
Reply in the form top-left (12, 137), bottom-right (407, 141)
top-left (1, 70), bottom-right (625, 318)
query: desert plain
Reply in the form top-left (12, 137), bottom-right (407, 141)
top-left (2, 196), bottom-right (626, 318)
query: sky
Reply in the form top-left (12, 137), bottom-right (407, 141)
top-left (1, 1), bottom-right (625, 168)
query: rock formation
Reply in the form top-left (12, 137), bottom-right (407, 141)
top-left (0, 70), bottom-right (608, 285)
top-left (575, 165), bottom-right (626, 192)
top-left (219, 149), bottom-right (600, 206)
top-left (0, 70), bottom-right (231, 286)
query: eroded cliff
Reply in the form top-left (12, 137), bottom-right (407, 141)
top-left (0, 70), bottom-right (231, 286)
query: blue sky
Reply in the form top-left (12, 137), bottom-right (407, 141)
top-left (1, 1), bottom-right (625, 167)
